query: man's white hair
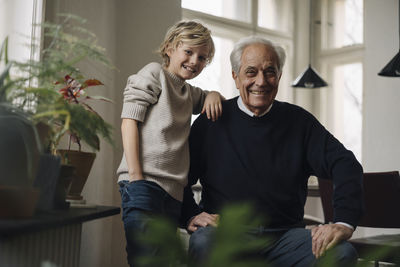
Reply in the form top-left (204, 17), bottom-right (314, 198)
top-left (230, 36), bottom-right (286, 74)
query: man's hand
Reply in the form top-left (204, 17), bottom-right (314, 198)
top-left (187, 212), bottom-right (219, 232)
top-left (311, 223), bottom-right (354, 258)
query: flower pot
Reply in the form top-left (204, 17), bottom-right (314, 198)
top-left (34, 153), bottom-right (62, 210)
top-left (54, 164), bottom-right (75, 209)
top-left (0, 105), bottom-right (40, 187)
top-left (58, 150), bottom-right (96, 200)
top-left (0, 186), bottom-right (40, 219)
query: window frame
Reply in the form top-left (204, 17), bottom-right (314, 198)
top-left (315, 0), bottom-right (365, 161)
top-left (182, 0), bottom-right (295, 103)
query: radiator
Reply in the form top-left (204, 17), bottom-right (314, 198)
top-left (0, 224), bottom-right (81, 267)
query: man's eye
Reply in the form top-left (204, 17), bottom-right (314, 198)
top-left (246, 70), bottom-right (256, 76)
top-left (265, 69), bottom-right (277, 76)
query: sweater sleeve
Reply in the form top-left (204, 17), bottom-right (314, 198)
top-left (179, 114), bottom-right (208, 228)
top-left (121, 62), bottom-right (162, 122)
top-left (305, 115), bottom-right (364, 228)
top-left (189, 84), bottom-right (209, 115)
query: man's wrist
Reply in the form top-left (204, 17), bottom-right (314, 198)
top-left (334, 222), bottom-right (354, 231)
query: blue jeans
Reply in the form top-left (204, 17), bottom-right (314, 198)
top-left (119, 180), bottom-right (181, 267)
top-left (189, 226), bottom-right (358, 267)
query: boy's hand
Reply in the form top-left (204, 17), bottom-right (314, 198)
top-left (202, 91), bottom-right (224, 121)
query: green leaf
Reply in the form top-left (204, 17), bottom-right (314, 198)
top-left (0, 36), bottom-right (9, 64)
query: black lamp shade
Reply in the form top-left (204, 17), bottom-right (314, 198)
top-left (292, 65), bottom-right (328, 88)
top-left (378, 50), bottom-right (400, 77)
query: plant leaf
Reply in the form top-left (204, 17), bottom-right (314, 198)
top-left (83, 79), bottom-right (103, 87)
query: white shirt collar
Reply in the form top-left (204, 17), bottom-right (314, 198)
top-left (237, 96), bottom-right (273, 117)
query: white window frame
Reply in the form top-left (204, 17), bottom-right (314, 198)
top-left (182, 0), bottom-right (295, 103)
top-left (315, 0), bottom-right (365, 161)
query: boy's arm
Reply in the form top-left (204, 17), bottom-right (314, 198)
top-left (180, 114), bottom-right (208, 228)
top-left (189, 84), bottom-right (224, 121)
top-left (202, 91), bottom-right (224, 121)
top-left (121, 63), bottom-right (162, 122)
top-left (121, 118), bottom-right (143, 182)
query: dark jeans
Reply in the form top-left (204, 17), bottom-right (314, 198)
top-left (189, 226), bottom-right (358, 267)
top-left (119, 180), bottom-right (181, 267)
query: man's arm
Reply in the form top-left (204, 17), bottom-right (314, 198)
top-left (304, 116), bottom-right (364, 258)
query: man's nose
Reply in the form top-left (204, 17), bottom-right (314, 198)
top-left (255, 72), bottom-right (267, 86)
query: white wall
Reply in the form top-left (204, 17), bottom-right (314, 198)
top-left (363, 0), bottom-right (400, 172)
top-left (44, 0), bottom-right (181, 266)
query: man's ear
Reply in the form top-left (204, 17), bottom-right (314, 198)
top-left (232, 71), bottom-right (240, 89)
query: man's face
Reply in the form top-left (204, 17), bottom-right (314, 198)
top-left (232, 43), bottom-right (281, 116)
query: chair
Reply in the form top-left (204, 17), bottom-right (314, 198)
top-left (318, 171), bottom-right (400, 266)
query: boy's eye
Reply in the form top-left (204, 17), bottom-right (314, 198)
top-left (184, 50), bottom-right (192, 55)
top-left (198, 56), bottom-right (207, 62)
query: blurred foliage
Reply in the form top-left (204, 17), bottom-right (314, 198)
top-left (135, 203), bottom-right (400, 267)
top-left (0, 37), bottom-right (41, 186)
top-left (137, 204), bottom-right (271, 267)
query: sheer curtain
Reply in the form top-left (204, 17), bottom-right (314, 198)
top-left (0, 0), bottom-right (43, 65)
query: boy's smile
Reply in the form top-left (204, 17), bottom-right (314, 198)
top-left (166, 43), bottom-right (209, 80)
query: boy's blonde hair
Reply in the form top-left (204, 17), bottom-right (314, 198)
top-left (158, 20), bottom-right (215, 67)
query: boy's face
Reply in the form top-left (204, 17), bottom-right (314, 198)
top-left (166, 43), bottom-right (209, 80)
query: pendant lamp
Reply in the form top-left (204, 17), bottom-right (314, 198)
top-left (378, 0), bottom-right (400, 77)
top-left (292, 0), bottom-right (328, 88)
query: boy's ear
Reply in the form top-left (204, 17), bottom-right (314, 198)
top-left (166, 45), bottom-right (174, 57)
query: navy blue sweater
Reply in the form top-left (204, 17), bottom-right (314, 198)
top-left (181, 97), bottom-right (364, 229)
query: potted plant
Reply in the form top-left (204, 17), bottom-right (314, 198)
top-left (7, 14), bottom-right (114, 205)
top-left (0, 37), bottom-right (41, 218)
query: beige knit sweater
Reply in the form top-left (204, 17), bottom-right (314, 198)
top-left (116, 62), bottom-right (208, 201)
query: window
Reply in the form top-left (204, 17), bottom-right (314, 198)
top-left (182, 0), bottom-right (294, 105)
top-left (0, 0), bottom-right (43, 65)
top-left (317, 0), bottom-right (364, 162)
top-left (325, 0), bottom-right (363, 49)
top-left (258, 0), bottom-right (293, 33)
top-left (332, 63), bottom-right (363, 161)
top-left (182, 0), bottom-right (252, 23)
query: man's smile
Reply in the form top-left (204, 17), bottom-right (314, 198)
top-left (248, 89), bottom-right (270, 95)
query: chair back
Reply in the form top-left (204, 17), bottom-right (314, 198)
top-left (318, 171), bottom-right (400, 228)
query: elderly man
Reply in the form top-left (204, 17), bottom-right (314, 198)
top-left (180, 36), bottom-right (364, 266)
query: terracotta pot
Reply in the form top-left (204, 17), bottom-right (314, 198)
top-left (57, 150), bottom-right (96, 200)
top-left (0, 186), bottom-right (40, 219)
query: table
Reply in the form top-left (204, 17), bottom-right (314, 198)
top-left (0, 205), bottom-right (120, 267)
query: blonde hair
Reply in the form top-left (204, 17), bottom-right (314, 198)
top-left (158, 20), bottom-right (215, 67)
